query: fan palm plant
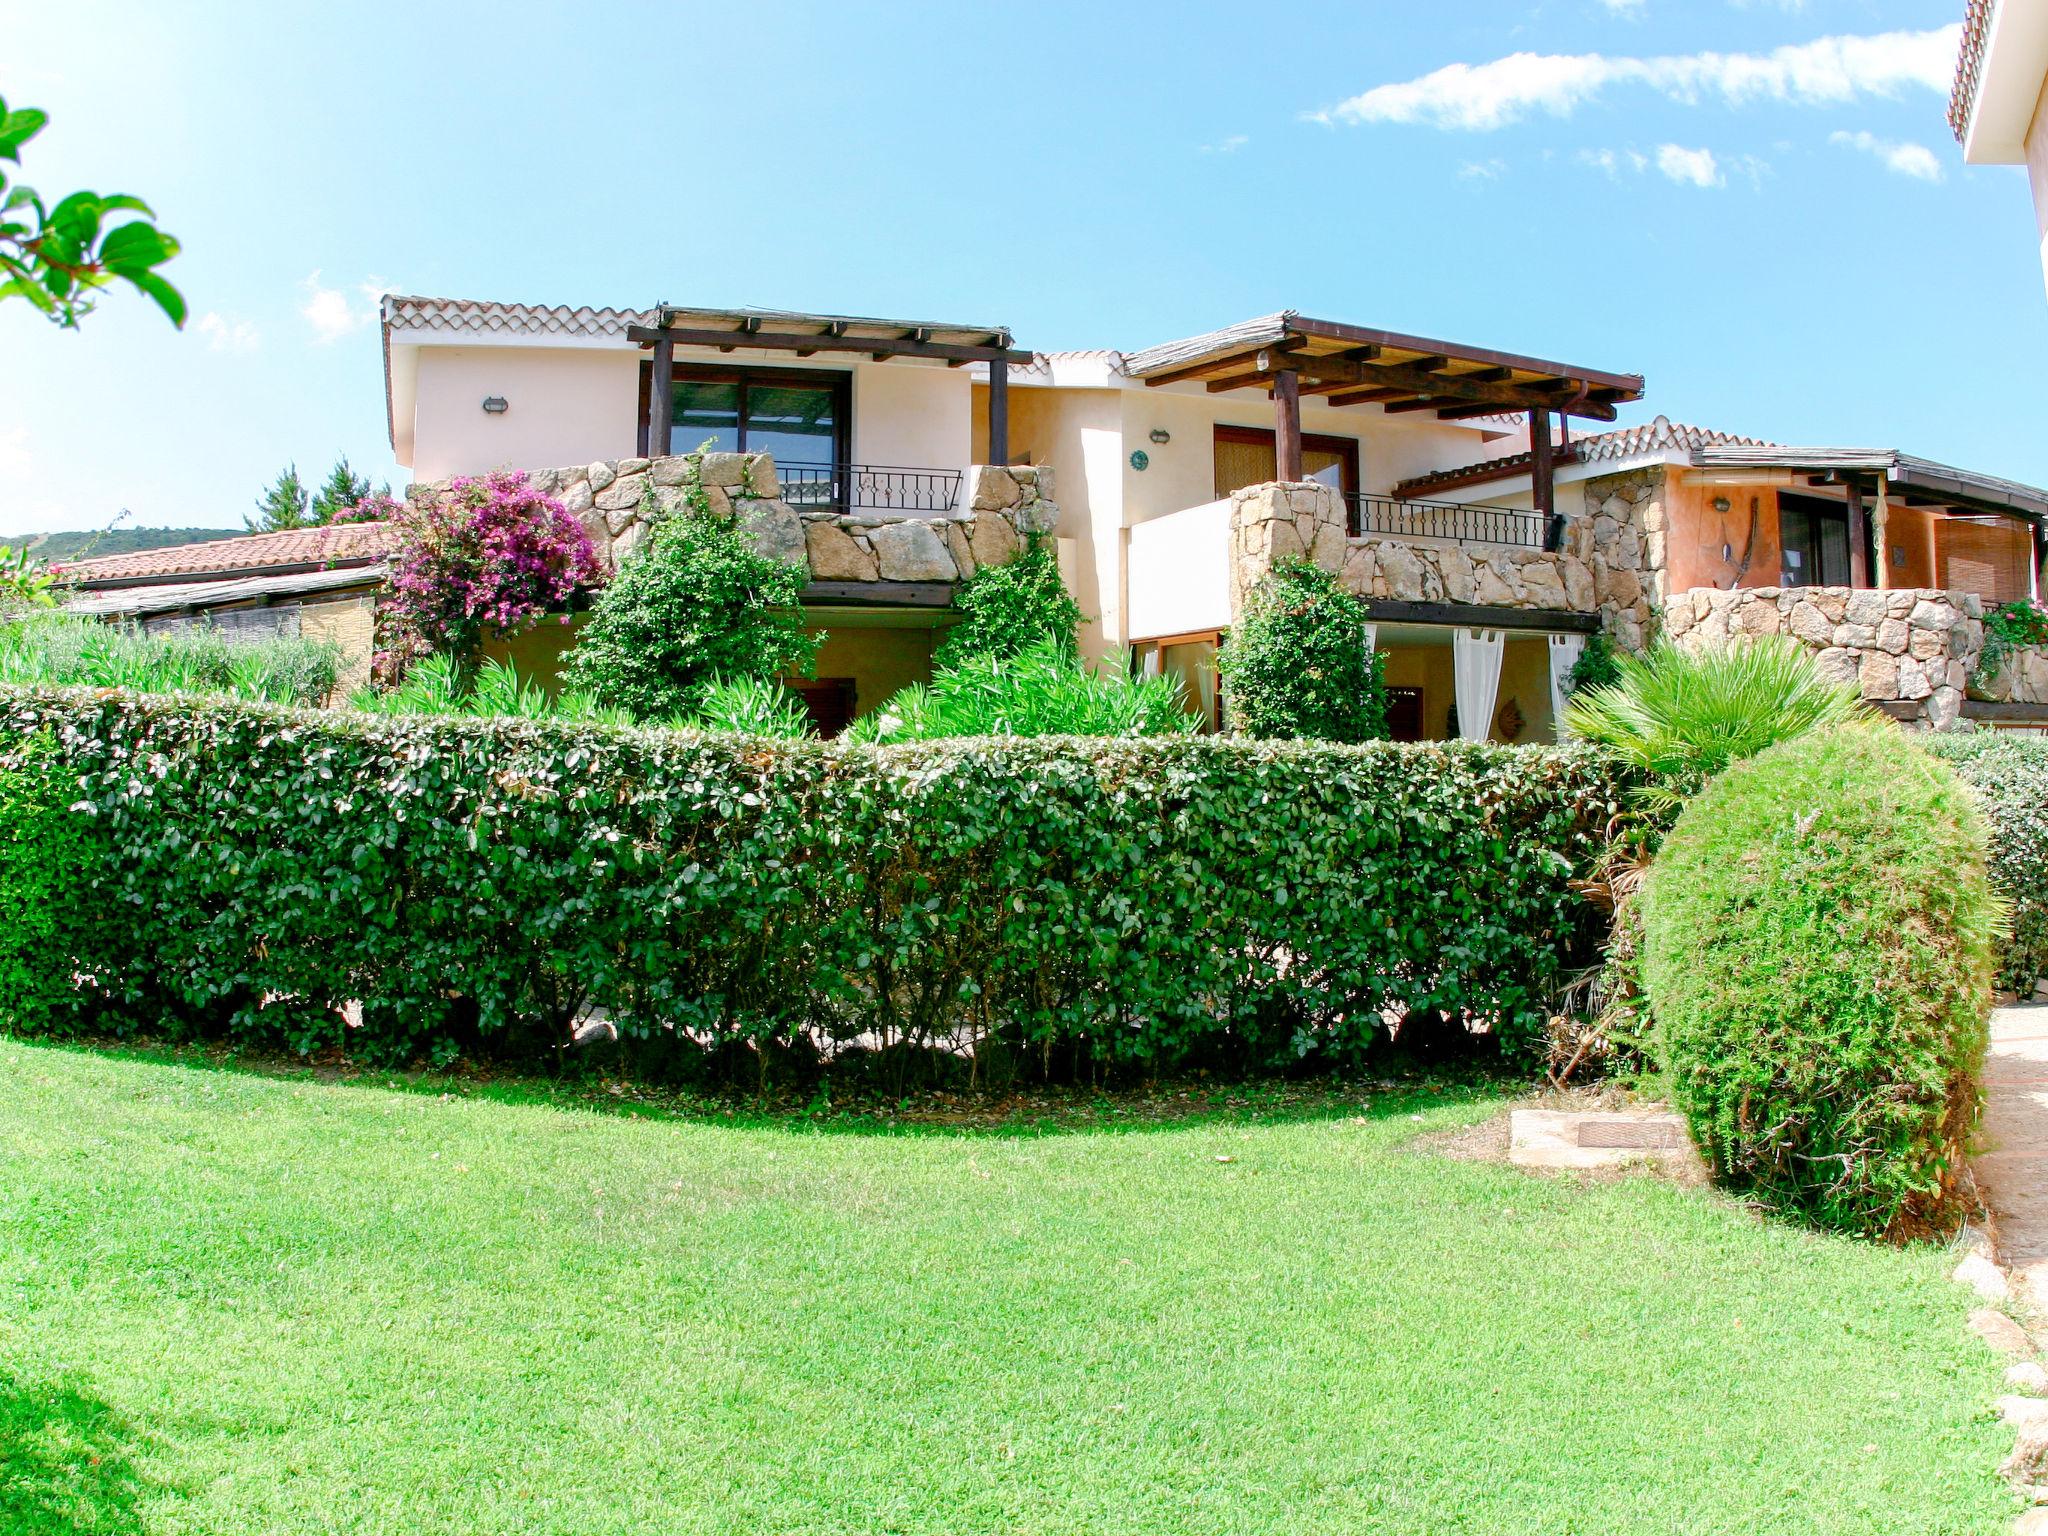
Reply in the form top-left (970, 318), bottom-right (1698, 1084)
top-left (1565, 636), bottom-right (1874, 812)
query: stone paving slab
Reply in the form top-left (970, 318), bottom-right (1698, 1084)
top-left (1980, 1006), bottom-right (2048, 1298)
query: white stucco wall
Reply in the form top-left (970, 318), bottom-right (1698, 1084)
top-left (410, 345), bottom-right (641, 482)
top-left (1113, 385), bottom-right (1505, 528)
top-left (1127, 499), bottom-right (1232, 640)
top-left (848, 362), bottom-right (971, 471)
top-left (404, 343), bottom-right (975, 485)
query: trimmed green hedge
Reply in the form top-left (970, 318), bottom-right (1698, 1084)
top-left (1642, 728), bottom-right (1996, 1237)
top-left (0, 688), bottom-right (1627, 1071)
top-left (1925, 732), bottom-right (2048, 995)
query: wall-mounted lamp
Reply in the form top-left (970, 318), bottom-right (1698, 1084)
top-left (1711, 495), bottom-right (1731, 514)
top-left (481, 396), bottom-right (509, 415)
top-left (1148, 428), bottom-right (1171, 445)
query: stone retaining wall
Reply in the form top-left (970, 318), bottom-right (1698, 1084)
top-left (417, 455), bottom-right (1056, 586)
top-left (1228, 480), bottom-right (1654, 645)
top-left (1666, 585), bottom-right (1985, 728)
top-left (1972, 641), bottom-right (2048, 707)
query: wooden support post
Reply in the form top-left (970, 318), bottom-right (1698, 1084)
top-left (1872, 479), bottom-right (1891, 590)
top-left (650, 335), bottom-right (675, 458)
top-left (1530, 408), bottom-right (1561, 552)
top-left (988, 356), bottom-right (1009, 467)
top-left (1274, 369), bottom-right (1302, 481)
top-left (1844, 480), bottom-right (1871, 589)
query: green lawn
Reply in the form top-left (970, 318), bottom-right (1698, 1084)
top-left (0, 1040), bottom-right (2018, 1535)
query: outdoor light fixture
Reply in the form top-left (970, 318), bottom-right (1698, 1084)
top-left (1721, 542), bottom-right (1733, 562)
top-left (481, 396), bottom-right (509, 414)
top-left (1149, 428), bottom-right (1170, 445)
top-left (1712, 495), bottom-right (1731, 514)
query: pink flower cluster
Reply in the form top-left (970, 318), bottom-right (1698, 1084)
top-left (327, 490), bottom-right (403, 526)
top-left (383, 470), bottom-right (603, 661)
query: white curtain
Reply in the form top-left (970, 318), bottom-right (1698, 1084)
top-left (1547, 633), bottom-right (1586, 739)
top-left (1452, 628), bottom-right (1505, 743)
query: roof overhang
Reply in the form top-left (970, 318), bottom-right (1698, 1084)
top-left (1959, 0), bottom-right (2048, 162)
top-left (1692, 445), bottom-right (2048, 521)
top-left (66, 564), bottom-right (390, 616)
top-left (1123, 312), bottom-right (1644, 424)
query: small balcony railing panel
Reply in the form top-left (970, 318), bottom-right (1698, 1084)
top-left (780, 463), bottom-right (963, 517)
top-left (1346, 492), bottom-right (1549, 550)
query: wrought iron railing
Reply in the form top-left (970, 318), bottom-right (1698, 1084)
top-left (1346, 492), bottom-right (1551, 550)
top-left (780, 462), bottom-right (963, 516)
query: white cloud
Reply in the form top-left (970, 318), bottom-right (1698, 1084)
top-left (1199, 134), bottom-right (1248, 154)
top-left (1312, 25), bottom-right (1959, 131)
top-left (1458, 157), bottom-right (1508, 180)
top-left (1597, 0), bottom-right (1646, 15)
top-left (195, 312), bottom-right (260, 353)
top-left (300, 271), bottom-right (385, 343)
top-left (1655, 144), bottom-right (1723, 186)
top-left (1830, 129), bottom-right (1944, 181)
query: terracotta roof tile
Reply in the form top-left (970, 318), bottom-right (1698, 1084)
top-left (1951, 0), bottom-right (1994, 143)
top-left (1392, 416), bottom-right (1774, 499)
top-left (60, 522), bottom-right (402, 585)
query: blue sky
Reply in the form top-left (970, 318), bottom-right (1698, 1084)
top-left (0, 0), bottom-right (2034, 536)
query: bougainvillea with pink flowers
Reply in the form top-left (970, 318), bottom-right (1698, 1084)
top-left (381, 471), bottom-right (603, 666)
top-left (327, 490), bottom-right (403, 526)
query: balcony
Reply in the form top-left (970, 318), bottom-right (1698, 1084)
top-left (1345, 492), bottom-right (1551, 550)
top-left (779, 462), bottom-right (964, 518)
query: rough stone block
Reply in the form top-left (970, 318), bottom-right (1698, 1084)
top-left (594, 473), bottom-right (650, 513)
top-left (870, 520), bottom-right (957, 582)
top-left (742, 501), bottom-right (806, 567)
top-left (1508, 1109), bottom-right (1700, 1172)
top-left (697, 452), bottom-right (748, 488)
top-left (805, 521), bottom-right (878, 582)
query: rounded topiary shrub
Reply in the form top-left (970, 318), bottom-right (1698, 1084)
top-left (1640, 726), bottom-right (1998, 1238)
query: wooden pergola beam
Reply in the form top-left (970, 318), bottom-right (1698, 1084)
top-left (1140, 340), bottom-right (1304, 388)
top-left (626, 324), bottom-right (1030, 366)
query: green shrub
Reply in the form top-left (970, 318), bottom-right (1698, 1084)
top-left (1926, 731), bottom-right (2048, 995)
top-left (932, 540), bottom-right (1081, 668)
top-left (2, 687), bottom-right (1627, 1071)
top-left (562, 505), bottom-right (816, 720)
top-left (1565, 637), bottom-right (1871, 814)
top-left (685, 676), bottom-right (815, 738)
top-left (1641, 728), bottom-right (1997, 1237)
top-left (857, 641), bottom-right (1193, 742)
top-left (1217, 560), bottom-right (1387, 743)
top-left (0, 730), bottom-right (106, 1031)
top-left (1975, 599), bottom-right (2048, 688)
top-left (0, 611), bottom-right (340, 705)
top-left (1565, 631), bottom-right (1620, 696)
top-left (350, 655), bottom-right (634, 728)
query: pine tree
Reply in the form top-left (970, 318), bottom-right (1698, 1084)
top-left (250, 465), bottom-right (312, 532)
top-left (311, 456), bottom-right (382, 524)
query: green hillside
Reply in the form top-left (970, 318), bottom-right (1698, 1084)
top-left (1, 527), bottom-right (244, 564)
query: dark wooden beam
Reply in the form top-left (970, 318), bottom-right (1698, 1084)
top-left (988, 356), bottom-right (1009, 468)
top-left (1434, 403), bottom-right (1518, 422)
top-left (1141, 340), bottom-right (1307, 389)
top-left (1277, 351), bottom-right (1620, 419)
top-left (1531, 408), bottom-right (1560, 552)
top-left (1324, 386), bottom-right (1415, 408)
top-left (1286, 315), bottom-right (1646, 397)
top-left (1274, 369), bottom-right (1302, 481)
top-left (801, 580), bottom-right (955, 609)
top-left (1359, 598), bottom-right (1600, 634)
top-left (649, 335), bottom-right (675, 457)
top-left (1844, 481), bottom-right (1871, 588)
top-left (1204, 371), bottom-right (1273, 394)
top-left (627, 324), bottom-right (1030, 366)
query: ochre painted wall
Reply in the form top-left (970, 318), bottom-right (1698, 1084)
top-left (807, 625), bottom-right (938, 720)
top-left (1664, 473), bottom-right (1784, 592)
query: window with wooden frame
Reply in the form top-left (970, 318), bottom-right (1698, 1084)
top-left (637, 362), bottom-right (851, 474)
top-left (1133, 629), bottom-right (1224, 732)
top-left (1213, 425), bottom-right (1359, 501)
